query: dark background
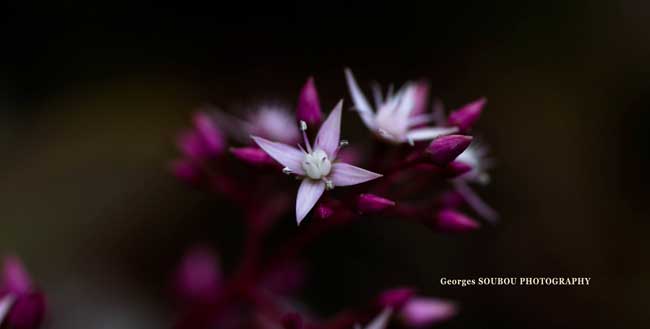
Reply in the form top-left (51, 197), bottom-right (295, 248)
top-left (0, 1), bottom-right (646, 328)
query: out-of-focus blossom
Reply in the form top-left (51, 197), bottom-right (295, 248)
top-left (296, 77), bottom-right (323, 126)
top-left (345, 69), bottom-right (457, 145)
top-left (230, 147), bottom-right (276, 166)
top-left (252, 101), bottom-right (382, 224)
top-left (432, 209), bottom-right (480, 232)
top-left (426, 135), bottom-right (473, 166)
top-left (453, 141), bottom-right (499, 222)
top-left (247, 106), bottom-right (301, 145)
top-left (400, 298), bottom-right (457, 327)
top-left (172, 246), bottom-right (223, 304)
top-left (447, 98), bottom-right (486, 132)
top-left (0, 257), bottom-right (46, 329)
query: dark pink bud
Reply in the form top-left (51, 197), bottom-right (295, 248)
top-left (281, 313), bottom-right (303, 329)
top-left (230, 147), bottom-right (275, 166)
top-left (314, 204), bottom-right (335, 219)
top-left (173, 246), bottom-right (222, 304)
top-left (434, 209), bottom-right (480, 232)
top-left (400, 298), bottom-right (457, 327)
top-left (357, 194), bottom-right (396, 214)
top-left (426, 135), bottom-right (473, 166)
top-left (376, 287), bottom-right (415, 309)
top-left (447, 98), bottom-right (486, 131)
top-left (193, 112), bottom-right (225, 155)
top-left (170, 159), bottom-right (201, 185)
top-left (443, 161), bottom-right (473, 178)
top-left (2, 257), bottom-right (32, 296)
top-left (296, 77), bottom-right (322, 126)
top-left (6, 292), bottom-right (46, 329)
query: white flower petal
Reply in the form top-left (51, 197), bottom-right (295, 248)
top-left (406, 127), bottom-right (458, 142)
top-left (345, 68), bottom-right (376, 129)
top-left (0, 295), bottom-right (15, 324)
top-left (330, 163), bottom-right (382, 187)
top-left (364, 308), bottom-right (393, 329)
top-left (251, 136), bottom-right (305, 175)
top-left (295, 179), bottom-right (326, 225)
top-left (315, 100), bottom-right (342, 158)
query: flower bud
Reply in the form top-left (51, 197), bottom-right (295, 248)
top-left (400, 298), bottom-right (457, 327)
top-left (2, 257), bottom-right (32, 296)
top-left (433, 209), bottom-right (480, 232)
top-left (426, 135), bottom-right (473, 166)
top-left (357, 194), bottom-right (396, 214)
top-left (296, 77), bottom-right (322, 126)
top-left (193, 112), bottom-right (225, 155)
top-left (230, 147), bottom-right (275, 166)
top-left (447, 98), bottom-right (486, 131)
top-left (443, 161), bottom-right (473, 178)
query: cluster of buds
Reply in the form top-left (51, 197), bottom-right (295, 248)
top-left (0, 257), bottom-right (46, 329)
top-left (170, 68), bottom-right (497, 328)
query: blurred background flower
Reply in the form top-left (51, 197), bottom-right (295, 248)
top-left (0, 1), bottom-right (646, 328)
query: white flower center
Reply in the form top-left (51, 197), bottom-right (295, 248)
top-left (301, 149), bottom-right (332, 180)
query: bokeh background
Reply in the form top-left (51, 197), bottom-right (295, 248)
top-left (1, 1), bottom-right (646, 328)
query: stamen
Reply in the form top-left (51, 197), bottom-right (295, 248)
top-left (299, 120), bottom-right (312, 153)
top-left (282, 167), bottom-right (292, 175)
top-left (339, 139), bottom-right (349, 147)
top-left (324, 179), bottom-right (334, 190)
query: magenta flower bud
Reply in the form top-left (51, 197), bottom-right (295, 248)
top-left (2, 257), bottom-right (32, 296)
top-left (5, 292), bottom-right (46, 329)
top-left (281, 313), bottom-right (303, 329)
top-left (400, 298), bottom-right (457, 327)
top-left (447, 98), bottom-right (486, 131)
top-left (357, 194), bottom-right (396, 214)
top-left (296, 77), bottom-right (322, 126)
top-left (434, 209), bottom-right (480, 232)
top-left (173, 246), bottom-right (222, 304)
top-left (443, 161), bottom-right (473, 178)
top-left (230, 147), bottom-right (275, 166)
top-left (376, 287), bottom-right (415, 309)
top-left (193, 112), bottom-right (225, 155)
top-left (426, 135), bottom-right (473, 166)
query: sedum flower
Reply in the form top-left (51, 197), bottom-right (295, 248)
top-left (345, 69), bottom-right (458, 145)
top-left (252, 101), bottom-right (382, 224)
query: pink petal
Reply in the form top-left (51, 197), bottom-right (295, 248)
top-left (400, 298), bottom-right (457, 327)
top-left (295, 179), bottom-right (326, 225)
top-left (314, 100), bottom-right (343, 158)
top-left (330, 163), bottom-right (382, 187)
top-left (251, 136), bottom-right (305, 175)
top-left (0, 295), bottom-right (14, 324)
top-left (344, 68), bottom-right (376, 129)
top-left (406, 126), bottom-right (458, 142)
top-left (364, 308), bottom-right (393, 329)
top-left (410, 81), bottom-right (430, 117)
